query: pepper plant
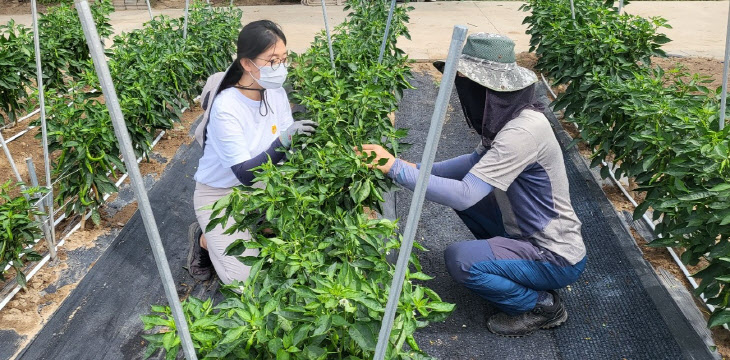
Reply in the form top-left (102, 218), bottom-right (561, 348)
top-left (39, 3), bottom-right (240, 225)
top-left (0, 181), bottom-right (46, 288)
top-left (38, 0), bottom-right (115, 90)
top-left (520, 0), bottom-right (670, 117)
top-left (45, 84), bottom-right (125, 226)
top-left (142, 1), bottom-right (454, 358)
top-left (0, 20), bottom-right (35, 126)
top-left (110, 3), bottom-right (240, 133)
top-left (0, 0), bottom-right (113, 127)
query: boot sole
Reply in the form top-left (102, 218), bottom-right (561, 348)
top-left (187, 223), bottom-right (213, 281)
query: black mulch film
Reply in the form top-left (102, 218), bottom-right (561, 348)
top-left (394, 70), bottom-right (710, 360)
top-left (15, 69), bottom-right (712, 360)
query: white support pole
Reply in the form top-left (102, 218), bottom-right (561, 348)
top-left (0, 131), bottom-right (24, 186)
top-left (320, 0), bottom-right (336, 71)
top-left (31, 0), bottom-right (57, 255)
top-left (372, 25), bottom-right (468, 360)
top-left (618, 0), bottom-right (624, 14)
top-left (377, 0), bottom-right (397, 65)
top-left (74, 1), bottom-right (198, 359)
top-left (25, 157), bottom-right (54, 260)
top-left (720, 0), bottom-right (730, 131)
top-left (145, 0), bottom-right (153, 20)
top-left (570, 0), bottom-right (575, 20)
top-left (183, 0), bottom-right (190, 39)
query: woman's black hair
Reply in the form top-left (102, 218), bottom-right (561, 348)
top-left (220, 20), bottom-right (287, 92)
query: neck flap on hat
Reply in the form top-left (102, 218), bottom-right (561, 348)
top-left (481, 84), bottom-right (544, 146)
top-left (454, 77), bottom-right (545, 147)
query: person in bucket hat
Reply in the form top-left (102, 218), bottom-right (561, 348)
top-left (359, 33), bottom-right (586, 337)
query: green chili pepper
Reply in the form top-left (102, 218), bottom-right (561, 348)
top-left (86, 147), bottom-right (106, 162)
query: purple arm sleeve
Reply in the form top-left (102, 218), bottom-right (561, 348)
top-left (389, 159), bottom-right (493, 211)
top-left (230, 138), bottom-right (285, 186)
top-left (422, 151), bottom-right (483, 179)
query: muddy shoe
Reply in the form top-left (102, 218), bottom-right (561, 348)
top-left (187, 222), bottom-right (213, 281)
top-left (487, 290), bottom-right (568, 337)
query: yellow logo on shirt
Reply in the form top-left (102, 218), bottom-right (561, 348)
top-left (272, 125), bottom-right (277, 134)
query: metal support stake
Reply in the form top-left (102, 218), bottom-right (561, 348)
top-left (320, 0), bottom-right (336, 71)
top-left (32, 0), bottom-right (57, 253)
top-left (0, 132), bottom-right (24, 186)
top-left (570, 0), bottom-right (575, 20)
top-left (372, 25), bottom-right (467, 360)
top-left (145, 0), bottom-right (153, 21)
top-left (0, 132), bottom-right (57, 261)
top-left (25, 158), bottom-right (54, 258)
top-left (183, 0), bottom-right (190, 39)
top-left (377, 0), bottom-right (397, 65)
top-left (617, 0), bottom-right (623, 14)
top-left (720, 0), bottom-right (730, 131)
top-left (74, 1), bottom-right (198, 359)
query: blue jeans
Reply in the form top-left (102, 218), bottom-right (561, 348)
top-left (447, 193), bottom-right (587, 315)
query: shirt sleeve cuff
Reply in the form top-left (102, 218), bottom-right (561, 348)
top-left (387, 159), bottom-right (406, 180)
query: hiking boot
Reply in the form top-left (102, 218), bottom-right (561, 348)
top-left (187, 222), bottom-right (213, 281)
top-left (486, 290), bottom-right (568, 337)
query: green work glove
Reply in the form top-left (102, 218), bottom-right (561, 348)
top-left (279, 120), bottom-right (318, 148)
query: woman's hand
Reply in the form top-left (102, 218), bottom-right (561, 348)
top-left (356, 144), bottom-right (397, 173)
top-left (280, 120), bottom-right (318, 148)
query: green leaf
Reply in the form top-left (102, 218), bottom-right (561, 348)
top-left (409, 272), bottom-right (434, 281)
top-left (709, 309), bottom-right (730, 328)
top-left (677, 192), bottom-right (712, 201)
top-left (141, 315), bottom-right (172, 330)
top-left (427, 302), bottom-right (456, 313)
top-left (357, 180), bottom-right (371, 203)
top-left (347, 321), bottom-right (377, 351)
top-left (709, 183), bottom-right (730, 192)
top-left (161, 331), bottom-right (177, 351)
top-left (633, 201), bottom-right (650, 221)
top-left (304, 345), bottom-right (326, 360)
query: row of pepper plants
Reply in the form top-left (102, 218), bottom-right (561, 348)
top-left (141, 1), bottom-right (454, 359)
top-left (0, 0), bottom-right (113, 126)
top-left (521, 0), bottom-right (730, 327)
top-left (0, 2), bottom-right (241, 286)
top-left (46, 2), bottom-right (241, 226)
top-left (0, 0), bottom-right (114, 287)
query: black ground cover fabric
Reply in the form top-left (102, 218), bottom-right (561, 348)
top-left (16, 69), bottom-right (712, 360)
top-left (17, 137), bottom-right (222, 360)
top-left (395, 70), bottom-right (708, 360)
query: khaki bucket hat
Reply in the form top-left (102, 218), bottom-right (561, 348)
top-left (437, 33), bottom-right (537, 92)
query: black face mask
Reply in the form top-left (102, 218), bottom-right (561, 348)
top-left (454, 75), bottom-right (487, 135)
top-left (434, 60), bottom-right (486, 135)
top-left (432, 61), bottom-right (545, 145)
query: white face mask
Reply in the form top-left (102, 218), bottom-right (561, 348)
top-left (250, 60), bottom-right (288, 89)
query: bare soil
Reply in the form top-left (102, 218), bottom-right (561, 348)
top-left (652, 56), bottom-right (726, 89)
top-left (0, 0), bottom-right (53, 16)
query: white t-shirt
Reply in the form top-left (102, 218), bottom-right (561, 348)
top-left (194, 87), bottom-right (294, 188)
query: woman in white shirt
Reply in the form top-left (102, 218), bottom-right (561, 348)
top-left (187, 20), bottom-right (317, 284)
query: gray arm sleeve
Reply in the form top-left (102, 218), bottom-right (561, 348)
top-left (388, 159), bottom-right (494, 211)
top-left (423, 151), bottom-right (483, 180)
